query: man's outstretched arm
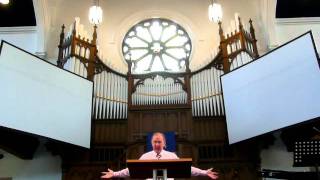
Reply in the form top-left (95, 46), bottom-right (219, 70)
top-left (191, 167), bottom-right (219, 179)
top-left (101, 168), bottom-right (130, 179)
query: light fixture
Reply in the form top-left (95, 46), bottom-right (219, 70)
top-left (0, 0), bottom-right (9, 5)
top-left (208, 0), bottom-right (223, 23)
top-left (89, 0), bottom-right (103, 25)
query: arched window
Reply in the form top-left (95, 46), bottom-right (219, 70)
top-left (122, 18), bottom-right (192, 74)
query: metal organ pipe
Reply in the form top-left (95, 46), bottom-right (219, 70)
top-left (191, 67), bottom-right (226, 117)
top-left (91, 72), bottom-right (128, 119)
top-left (131, 76), bottom-right (187, 106)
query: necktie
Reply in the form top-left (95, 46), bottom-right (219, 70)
top-left (156, 153), bottom-right (161, 159)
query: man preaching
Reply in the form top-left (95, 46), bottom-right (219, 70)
top-left (101, 132), bottom-right (219, 179)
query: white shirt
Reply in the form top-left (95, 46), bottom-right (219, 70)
top-left (113, 150), bottom-right (207, 179)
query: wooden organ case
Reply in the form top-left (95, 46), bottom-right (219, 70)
top-left (50, 17), bottom-right (268, 180)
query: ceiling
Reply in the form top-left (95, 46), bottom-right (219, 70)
top-left (276, 0), bottom-right (320, 18)
top-left (0, 0), bottom-right (36, 27)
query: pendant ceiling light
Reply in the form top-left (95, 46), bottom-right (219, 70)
top-left (0, 0), bottom-right (9, 5)
top-left (89, 0), bottom-right (103, 25)
top-left (208, 0), bottom-right (223, 23)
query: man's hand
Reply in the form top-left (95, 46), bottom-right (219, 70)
top-left (101, 169), bottom-right (114, 179)
top-left (207, 168), bottom-right (219, 179)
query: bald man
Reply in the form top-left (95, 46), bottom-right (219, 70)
top-left (101, 132), bottom-right (218, 179)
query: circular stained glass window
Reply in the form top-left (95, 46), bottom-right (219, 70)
top-left (122, 18), bottom-right (192, 74)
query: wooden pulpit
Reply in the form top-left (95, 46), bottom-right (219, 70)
top-left (127, 158), bottom-right (192, 180)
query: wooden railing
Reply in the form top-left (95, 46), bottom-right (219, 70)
top-left (57, 18), bottom-right (96, 80)
top-left (220, 17), bottom-right (259, 72)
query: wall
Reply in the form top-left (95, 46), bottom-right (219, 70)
top-left (0, 5), bottom-right (60, 180)
top-left (0, 0), bottom-right (52, 60)
top-left (275, 21), bottom-right (320, 51)
top-left (0, 139), bottom-right (61, 180)
top-left (0, 26), bottom-right (56, 64)
top-left (0, 27), bottom-right (37, 53)
top-left (259, 0), bottom-right (320, 53)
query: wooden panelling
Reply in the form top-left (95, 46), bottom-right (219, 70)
top-left (127, 143), bottom-right (145, 159)
top-left (127, 108), bottom-right (192, 142)
top-left (94, 120), bottom-right (127, 144)
top-left (193, 116), bottom-right (227, 142)
top-left (177, 143), bottom-right (195, 159)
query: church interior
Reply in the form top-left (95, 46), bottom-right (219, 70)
top-left (0, 0), bottom-right (320, 179)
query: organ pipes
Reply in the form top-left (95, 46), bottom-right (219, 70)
top-left (191, 49), bottom-right (254, 117)
top-left (132, 76), bottom-right (187, 105)
top-left (58, 17), bottom-right (259, 119)
top-left (93, 72), bottom-right (128, 119)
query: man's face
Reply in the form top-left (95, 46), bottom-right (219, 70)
top-left (152, 134), bottom-right (165, 153)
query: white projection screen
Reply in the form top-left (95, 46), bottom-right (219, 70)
top-left (0, 41), bottom-right (93, 148)
top-left (221, 32), bottom-right (320, 144)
